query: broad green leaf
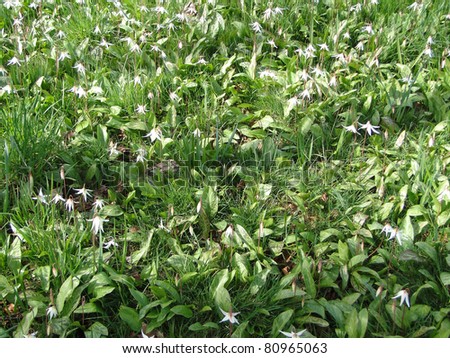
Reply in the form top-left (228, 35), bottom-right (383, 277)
top-left (93, 286), bottom-right (115, 300)
top-left (129, 288), bottom-right (149, 307)
top-left (131, 231), bottom-right (153, 264)
top-left (440, 272), bottom-right (450, 286)
top-left (358, 308), bottom-right (368, 337)
top-left (0, 275), bottom-right (14, 298)
top-left (232, 253), bottom-right (250, 280)
top-left (7, 237), bottom-right (21, 274)
top-left (301, 258), bottom-right (316, 298)
top-left (345, 309), bottom-right (359, 338)
top-left (202, 185), bottom-right (218, 218)
top-left (56, 276), bottom-right (80, 313)
top-left (297, 316), bottom-right (329, 327)
top-left (170, 305), bottom-right (193, 318)
top-left (338, 240), bottom-right (350, 263)
top-left (34, 266), bottom-right (51, 292)
top-left (231, 321), bottom-right (248, 338)
top-left (234, 224), bottom-right (256, 251)
top-left (48, 317), bottom-right (72, 337)
top-left (13, 307), bottom-right (38, 338)
top-left (437, 210), bottom-right (450, 227)
top-left (271, 309), bottom-right (294, 337)
top-left (119, 305), bottom-right (141, 331)
top-left (73, 302), bottom-right (102, 314)
top-left (416, 242), bottom-right (438, 267)
top-left (406, 205), bottom-right (426, 217)
top-left (85, 322), bottom-right (108, 338)
top-left (214, 286), bottom-right (231, 312)
top-left (100, 205), bottom-right (123, 217)
top-left (434, 319), bottom-right (450, 338)
top-left (320, 228), bottom-right (344, 241)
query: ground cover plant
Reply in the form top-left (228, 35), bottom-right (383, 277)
top-left (0, 0), bottom-right (449, 338)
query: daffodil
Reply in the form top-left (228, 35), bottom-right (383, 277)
top-left (392, 289), bottom-right (410, 307)
top-left (219, 307), bottom-right (240, 325)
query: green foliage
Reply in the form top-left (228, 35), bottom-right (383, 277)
top-left (0, 0), bottom-right (449, 338)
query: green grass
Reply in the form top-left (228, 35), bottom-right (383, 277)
top-left (0, 0), bottom-right (449, 338)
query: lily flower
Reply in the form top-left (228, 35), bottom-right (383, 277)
top-left (87, 215), bottom-right (109, 235)
top-left (46, 306), bottom-right (58, 320)
top-left (74, 185), bottom-right (92, 202)
top-left (32, 188), bottom-right (48, 204)
top-left (219, 307), bottom-right (240, 325)
top-left (392, 289), bottom-right (410, 307)
top-left (359, 121), bottom-right (380, 136)
top-left (343, 124), bottom-right (359, 134)
top-left (280, 329), bottom-right (307, 338)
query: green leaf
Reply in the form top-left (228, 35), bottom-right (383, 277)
top-left (437, 210), bottom-right (450, 227)
top-left (406, 205), bottom-right (426, 217)
top-left (345, 309), bottom-right (359, 338)
top-left (56, 276), bottom-right (80, 313)
top-left (202, 185), bottom-right (218, 218)
top-left (131, 231), bottom-right (153, 264)
top-left (129, 288), bottom-right (149, 307)
top-left (85, 322), bottom-right (108, 338)
top-left (100, 205), bottom-right (123, 217)
top-left (416, 242), bottom-right (438, 267)
top-left (73, 302), bottom-right (102, 314)
top-left (93, 286), bottom-right (115, 300)
top-left (119, 305), bottom-right (141, 331)
top-left (48, 317), bottom-right (72, 337)
top-left (34, 266), bottom-right (51, 292)
top-left (435, 319), bottom-right (450, 338)
top-left (232, 253), bottom-right (250, 280)
top-left (271, 309), bottom-right (294, 337)
top-left (301, 258), bottom-right (316, 298)
top-left (0, 275), bottom-right (14, 298)
top-left (214, 286), bottom-right (231, 312)
top-left (440, 272), bottom-right (450, 286)
top-left (13, 307), bottom-right (38, 338)
top-left (231, 321), bottom-right (249, 338)
top-left (7, 237), bottom-right (21, 274)
top-left (338, 240), bottom-right (350, 263)
top-left (171, 305), bottom-right (193, 318)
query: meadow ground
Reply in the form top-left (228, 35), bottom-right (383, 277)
top-left (0, 0), bottom-right (449, 338)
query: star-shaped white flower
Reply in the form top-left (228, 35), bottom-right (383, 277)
top-left (143, 128), bottom-right (162, 142)
top-left (219, 308), bottom-right (240, 325)
top-left (280, 329), bottom-right (307, 338)
top-left (359, 121), bottom-right (380, 136)
top-left (343, 124), bottom-right (360, 134)
top-left (74, 185), bottom-right (92, 202)
top-left (87, 215), bottom-right (109, 235)
top-left (46, 305), bottom-right (58, 320)
top-left (32, 188), bottom-right (48, 204)
top-left (392, 289), bottom-right (410, 307)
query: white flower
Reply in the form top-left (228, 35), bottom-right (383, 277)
top-left (251, 21), bottom-right (263, 33)
top-left (343, 124), bottom-right (360, 134)
top-left (87, 215), bottom-right (109, 235)
top-left (7, 56), bottom-right (21, 66)
top-left (92, 198), bottom-right (106, 211)
top-left (280, 329), bottom-right (307, 338)
top-left (300, 89), bottom-right (311, 101)
top-left (58, 51), bottom-right (71, 62)
top-left (408, 2), bottom-right (423, 12)
top-left (224, 225), bottom-right (234, 239)
top-left (73, 62), bottom-right (86, 76)
top-left (76, 86), bottom-right (87, 98)
top-left (219, 308), bottom-right (240, 325)
top-left (135, 149), bottom-right (147, 163)
top-left (362, 24), bottom-right (374, 35)
top-left (423, 46), bottom-right (433, 58)
top-left (143, 127), bottom-right (162, 142)
top-left (103, 239), bottom-right (118, 249)
top-left (388, 227), bottom-right (402, 245)
top-left (75, 185), bottom-right (92, 202)
top-left (329, 75), bottom-right (337, 87)
top-left (392, 289), bottom-right (410, 307)
top-left (136, 104), bottom-right (147, 114)
top-left (192, 128), bottom-right (201, 138)
top-left (267, 39), bottom-right (277, 48)
top-left (9, 222), bottom-right (24, 241)
top-left (318, 43), bottom-right (329, 51)
top-left (47, 306), bottom-right (58, 320)
top-left (381, 224), bottom-right (393, 236)
top-left (141, 329), bottom-right (154, 338)
top-left (153, 6), bottom-right (168, 14)
top-left (65, 196), bottom-right (77, 212)
top-left (32, 188), bottom-right (48, 204)
top-left (100, 38), bottom-right (111, 48)
top-left (359, 121), bottom-right (380, 136)
top-left (51, 194), bottom-right (66, 204)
